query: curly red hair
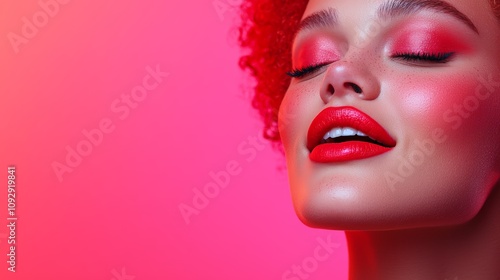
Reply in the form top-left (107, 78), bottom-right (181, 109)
top-left (238, 0), bottom-right (308, 147)
top-left (238, 0), bottom-right (500, 146)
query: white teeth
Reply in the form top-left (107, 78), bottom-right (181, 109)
top-left (323, 131), bottom-right (330, 140)
top-left (342, 127), bottom-right (357, 136)
top-left (323, 127), bottom-right (369, 140)
top-left (332, 128), bottom-right (342, 138)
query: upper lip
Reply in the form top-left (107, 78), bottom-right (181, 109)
top-left (307, 106), bottom-right (396, 151)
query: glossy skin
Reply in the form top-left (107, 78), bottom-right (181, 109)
top-left (278, 0), bottom-right (500, 278)
top-left (280, 0), bottom-right (500, 230)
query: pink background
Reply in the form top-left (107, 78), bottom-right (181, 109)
top-left (0, 0), bottom-right (347, 279)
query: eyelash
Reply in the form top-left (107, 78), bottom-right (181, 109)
top-left (287, 62), bottom-right (331, 78)
top-left (287, 52), bottom-right (455, 78)
top-left (391, 51), bottom-right (455, 63)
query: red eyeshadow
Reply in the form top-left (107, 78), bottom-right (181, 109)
top-left (294, 37), bottom-right (341, 69)
top-left (389, 23), bottom-right (472, 54)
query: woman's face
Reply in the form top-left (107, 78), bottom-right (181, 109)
top-left (279, 0), bottom-right (500, 230)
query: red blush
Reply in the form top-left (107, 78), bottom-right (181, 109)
top-left (294, 37), bottom-right (341, 69)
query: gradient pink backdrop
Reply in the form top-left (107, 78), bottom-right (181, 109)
top-left (0, 0), bottom-right (348, 279)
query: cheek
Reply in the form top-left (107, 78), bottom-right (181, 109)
top-left (384, 72), bottom-right (500, 223)
top-left (391, 71), bottom-right (500, 171)
top-left (391, 74), bottom-right (484, 136)
top-left (279, 82), bottom-right (321, 150)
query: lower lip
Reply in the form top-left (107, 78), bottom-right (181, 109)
top-left (309, 142), bottom-right (393, 163)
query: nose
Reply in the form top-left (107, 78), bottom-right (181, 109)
top-left (320, 60), bottom-right (380, 104)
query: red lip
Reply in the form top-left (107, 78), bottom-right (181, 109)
top-left (307, 106), bottom-right (396, 163)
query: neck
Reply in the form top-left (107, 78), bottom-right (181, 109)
top-left (345, 183), bottom-right (500, 280)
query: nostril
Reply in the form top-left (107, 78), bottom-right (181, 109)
top-left (345, 82), bottom-right (362, 93)
top-left (327, 84), bottom-right (335, 95)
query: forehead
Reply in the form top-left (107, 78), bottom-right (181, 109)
top-left (302, 0), bottom-right (492, 26)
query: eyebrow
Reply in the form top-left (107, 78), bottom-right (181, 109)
top-left (378, 0), bottom-right (478, 33)
top-left (297, 8), bottom-right (338, 33)
top-left (295, 0), bottom-right (479, 39)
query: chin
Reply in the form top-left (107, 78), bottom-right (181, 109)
top-left (288, 173), bottom-right (492, 231)
top-left (293, 199), bottom-right (484, 231)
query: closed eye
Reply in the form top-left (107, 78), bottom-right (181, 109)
top-left (391, 52), bottom-right (455, 63)
top-left (287, 62), bottom-right (332, 78)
